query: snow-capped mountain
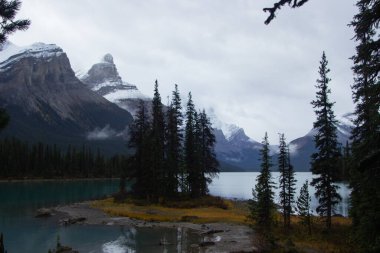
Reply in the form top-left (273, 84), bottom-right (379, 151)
top-left (0, 42), bottom-right (133, 154)
top-left (210, 110), bottom-right (353, 172)
top-left (81, 54), bottom-right (149, 116)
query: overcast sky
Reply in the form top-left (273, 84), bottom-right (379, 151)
top-left (11, 0), bottom-right (357, 144)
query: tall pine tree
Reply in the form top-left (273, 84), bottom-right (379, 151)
top-left (349, 1), bottom-right (380, 251)
top-left (150, 80), bottom-right (166, 201)
top-left (249, 132), bottom-right (275, 234)
top-left (197, 110), bottom-right (219, 196)
top-left (310, 52), bottom-right (341, 230)
top-left (128, 99), bottom-right (152, 199)
top-left (184, 92), bottom-right (197, 196)
top-left (278, 133), bottom-right (296, 230)
top-left (165, 84), bottom-right (183, 198)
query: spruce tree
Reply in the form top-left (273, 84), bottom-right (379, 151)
top-left (184, 92), bottom-right (198, 197)
top-left (0, 233), bottom-right (4, 253)
top-left (165, 84), bottom-right (183, 198)
top-left (349, 1), bottom-right (380, 251)
top-left (197, 109), bottom-right (219, 195)
top-left (310, 52), bottom-right (341, 229)
top-left (278, 134), bottom-right (297, 230)
top-left (278, 133), bottom-right (289, 229)
top-left (128, 99), bottom-right (151, 198)
top-left (286, 146), bottom-right (297, 228)
top-left (0, 0), bottom-right (30, 45)
top-left (249, 132), bottom-right (275, 234)
top-left (297, 180), bottom-right (312, 235)
top-left (0, 108), bottom-right (9, 130)
top-left (150, 80), bottom-right (166, 200)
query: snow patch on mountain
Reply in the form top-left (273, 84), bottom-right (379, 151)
top-left (105, 86), bottom-right (148, 102)
top-left (207, 108), bottom-right (243, 141)
top-left (0, 41), bottom-right (63, 68)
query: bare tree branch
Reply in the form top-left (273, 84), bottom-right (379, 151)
top-left (263, 0), bottom-right (310, 25)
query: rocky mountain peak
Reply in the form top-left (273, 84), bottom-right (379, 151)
top-left (81, 55), bottom-right (122, 91)
top-left (102, 53), bottom-right (114, 64)
top-left (0, 42), bottom-right (63, 70)
top-left (80, 54), bottom-right (149, 116)
top-left (0, 41), bottom-right (133, 153)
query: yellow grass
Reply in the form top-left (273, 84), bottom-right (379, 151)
top-left (91, 197), bottom-right (249, 224)
top-left (91, 197), bottom-right (355, 252)
top-left (273, 215), bottom-right (354, 253)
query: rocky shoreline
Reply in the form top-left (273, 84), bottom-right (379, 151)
top-left (50, 201), bottom-right (258, 252)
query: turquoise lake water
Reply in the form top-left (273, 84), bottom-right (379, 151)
top-left (0, 172), bottom-right (350, 252)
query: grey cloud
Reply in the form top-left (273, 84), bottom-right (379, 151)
top-left (86, 125), bottom-right (117, 140)
top-left (13, 0), bottom-right (357, 143)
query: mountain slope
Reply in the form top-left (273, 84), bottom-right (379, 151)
top-left (81, 54), bottom-right (150, 117)
top-left (0, 42), bottom-right (133, 154)
top-left (213, 115), bottom-right (352, 172)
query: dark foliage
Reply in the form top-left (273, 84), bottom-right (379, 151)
top-left (184, 92), bottom-right (197, 196)
top-left (0, 108), bottom-right (9, 130)
top-left (248, 132), bottom-right (275, 234)
top-left (349, 1), bottom-right (380, 251)
top-left (0, 0), bottom-right (30, 45)
top-left (278, 133), bottom-right (297, 230)
top-left (165, 84), bottom-right (183, 198)
top-left (128, 99), bottom-right (152, 199)
top-left (128, 84), bottom-right (219, 201)
top-left (150, 80), bottom-right (166, 200)
top-left (0, 138), bottom-right (126, 178)
top-left (310, 52), bottom-right (342, 229)
top-left (296, 180), bottom-right (312, 235)
top-left (263, 0), bottom-right (310, 24)
top-left (0, 233), bottom-right (4, 253)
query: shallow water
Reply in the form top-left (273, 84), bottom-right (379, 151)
top-left (0, 172), bottom-right (350, 252)
top-left (0, 180), bottom-right (200, 252)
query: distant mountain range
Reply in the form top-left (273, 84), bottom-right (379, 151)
top-left (0, 42), bottom-right (353, 171)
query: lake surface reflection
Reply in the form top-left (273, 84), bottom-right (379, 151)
top-left (209, 172), bottom-right (350, 216)
top-left (0, 180), bottom-right (199, 253)
top-left (0, 172), bottom-right (350, 252)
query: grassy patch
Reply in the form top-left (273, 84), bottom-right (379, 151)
top-left (272, 215), bottom-right (355, 253)
top-left (91, 197), bottom-right (355, 252)
top-left (91, 196), bottom-right (249, 224)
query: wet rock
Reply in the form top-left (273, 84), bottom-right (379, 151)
top-left (201, 229), bottom-right (224, 235)
top-left (59, 217), bottom-right (86, 226)
top-left (36, 208), bottom-right (53, 218)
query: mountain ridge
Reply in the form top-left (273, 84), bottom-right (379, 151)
top-left (0, 42), bottom-right (134, 155)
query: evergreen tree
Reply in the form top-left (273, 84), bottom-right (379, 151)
top-left (0, 233), bottom-right (4, 253)
top-left (249, 132), bottom-right (275, 234)
top-left (150, 80), bottom-right (166, 200)
top-left (278, 133), bottom-right (289, 228)
top-left (0, 108), bottom-right (8, 130)
top-left (297, 180), bottom-right (312, 235)
top-left (349, 1), bottom-right (380, 251)
top-left (0, 0), bottom-right (30, 45)
top-left (310, 52), bottom-right (342, 230)
top-left (197, 110), bottom-right (219, 196)
top-left (278, 133), bottom-right (297, 229)
top-left (165, 84), bottom-right (183, 198)
top-left (184, 92), bottom-right (198, 197)
top-left (286, 146), bottom-right (297, 228)
top-left (128, 99), bottom-right (152, 198)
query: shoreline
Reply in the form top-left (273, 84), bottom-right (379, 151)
top-left (53, 201), bottom-right (258, 252)
top-left (0, 177), bottom-right (119, 183)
